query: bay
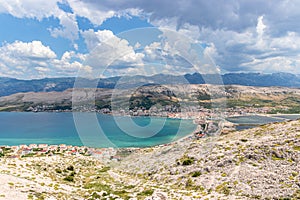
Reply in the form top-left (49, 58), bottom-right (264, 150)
top-left (226, 115), bottom-right (286, 125)
top-left (0, 112), bottom-right (196, 148)
top-left (226, 115), bottom-right (287, 131)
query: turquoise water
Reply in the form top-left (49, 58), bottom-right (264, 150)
top-left (226, 115), bottom-right (286, 125)
top-left (226, 115), bottom-right (287, 130)
top-left (272, 114), bottom-right (300, 120)
top-left (0, 112), bottom-right (196, 148)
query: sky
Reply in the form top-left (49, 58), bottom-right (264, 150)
top-left (0, 0), bottom-right (300, 79)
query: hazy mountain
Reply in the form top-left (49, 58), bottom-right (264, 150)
top-left (1, 72), bottom-right (300, 97)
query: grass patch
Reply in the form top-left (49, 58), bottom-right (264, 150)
top-left (293, 146), bottom-right (300, 151)
top-left (191, 171), bottom-right (202, 177)
top-left (63, 175), bottom-right (74, 182)
top-left (84, 182), bottom-right (111, 192)
top-left (215, 182), bottom-right (230, 195)
top-left (99, 166), bottom-right (110, 173)
top-left (180, 156), bottom-right (195, 166)
top-left (221, 172), bottom-right (227, 177)
top-left (138, 189), bottom-right (154, 196)
top-left (292, 172), bottom-right (298, 177)
top-left (271, 155), bottom-right (284, 161)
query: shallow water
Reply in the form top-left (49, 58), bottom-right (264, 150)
top-left (0, 112), bottom-right (196, 148)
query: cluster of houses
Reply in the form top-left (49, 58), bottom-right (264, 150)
top-left (0, 144), bottom-right (118, 161)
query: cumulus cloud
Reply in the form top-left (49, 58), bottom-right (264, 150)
top-left (50, 12), bottom-right (79, 41)
top-left (0, 0), bottom-right (80, 41)
top-left (1, 0), bottom-right (300, 76)
top-left (0, 40), bottom-right (56, 60)
top-left (76, 0), bottom-right (300, 36)
top-left (81, 29), bottom-right (145, 77)
top-left (0, 41), bottom-right (91, 79)
top-left (195, 14), bottom-right (300, 74)
top-left (73, 0), bottom-right (300, 74)
top-left (80, 28), bottom-right (219, 77)
top-left (67, 0), bottom-right (116, 26)
top-left (0, 0), bottom-right (62, 20)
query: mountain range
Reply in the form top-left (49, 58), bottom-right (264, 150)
top-left (1, 72), bottom-right (300, 97)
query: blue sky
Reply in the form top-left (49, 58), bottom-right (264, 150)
top-left (0, 14), bottom-right (153, 57)
top-left (0, 0), bottom-right (300, 79)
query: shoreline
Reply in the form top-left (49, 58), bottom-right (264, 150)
top-left (0, 125), bottom-right (198, 159)
top-left (2, 113), bottom-right (300, 154)
top-left (0, 129), bottom-right (197, 152)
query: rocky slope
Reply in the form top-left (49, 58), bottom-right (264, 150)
top-left (1, 84), bottom-right (300, 112)
top-left (0, 120), bottom-right (299, 199)
top-left (114, 119), bottom-right (300, 199)
top-left (1, 72), bottom-right (300, 97)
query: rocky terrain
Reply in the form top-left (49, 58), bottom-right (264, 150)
top-left (0, 119), bottom-right (299, 199)
top-left (1, 84), bottom-right (300, 112)
top-left (113, 119), bottom-right (300, 199)
top-left (1, 72), bottom-right (300, 97)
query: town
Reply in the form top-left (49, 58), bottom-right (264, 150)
top-left (28, 104), bottom-right (275, 118)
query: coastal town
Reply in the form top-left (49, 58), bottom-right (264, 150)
top-left (27, 104), bottom-right (274, 118)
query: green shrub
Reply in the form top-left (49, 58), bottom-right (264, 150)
top-left (91, 192), bottom-right (100, 199)
top-left (191, 171), bottom-right (201, 177)
top-left (216, 182), bottom-right (230, 195)
top-left (293, 146), bottom-right (300, 151)
top-left (138, 189), bottom-right (154, 196)
top-left (221, 172), bottom-right (227, 177)
top-left (182, 158), bottom-right (194, 166)
top-left (99, 166), bottom-right (110, 173)
top-left (63, 175), bottom-right (74, 182)
top-left (70, 171), bottom-right (76, 177)
top-left (67, 165), bottom-right (74, 171)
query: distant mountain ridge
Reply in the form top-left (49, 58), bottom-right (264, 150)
top-left (1, 72), bottom-right (300, 97)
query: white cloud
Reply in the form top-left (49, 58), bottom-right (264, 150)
top-left (0, 0), bottom-right (62, 20)
top-left (270, 32), bottom-right (300, 51)
top-left (81, 29), bottom-right (115, 51)
top-left (1, 0), bottom-right (300, 76)
top-left (35, 66), bottom-right (50, 72)
top-left (195, 18), bottom-right (300, 74)
top-left (0, 0), bottom-right (81, 41)
top-left (256, 16), bottom-right (266, 37)
top-left (82, 29), bottom-right (145, 77)
top-left (0, 41), bottom-right (91, 79)
top-left (152, 18), bottom-right (201, 40)
top-left (50, 12), bottom-right (79, 41)
top-left (1, 40), bottom-right (56, 60)
top-left (241, 56), bottom-right (300, 74)
top-left (52, 51), bottom-right (92, 75)
top-left (67, 0), bottom-right (116, 26)
top-left (67, 0), bottom-right (300, 74)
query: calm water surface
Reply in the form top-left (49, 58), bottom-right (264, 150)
top-left (226, 115), bottom-right (300, 130)
top-left (0, 112), bottom-right (196, 147)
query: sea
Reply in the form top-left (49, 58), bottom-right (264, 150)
top-left (2, 112), bottom-right (299, 148)
top-left (0, 112), bottom-right (196, 148)
top-left (226, 114), bottom-right (300, 130)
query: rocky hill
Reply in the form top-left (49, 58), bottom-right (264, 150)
top-left (113, 119), bottom-right (300, 199)
top-left (1, 72), bottom-right (300, 97)
top-left (1, 84), bottom-right (300, 112)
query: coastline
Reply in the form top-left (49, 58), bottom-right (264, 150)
top-left (0, 119), bottom-right (199, 161)
top-left (2, 113), bottom-right (300, 156)
top-left (0, 112), bottom-right (197, 149)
